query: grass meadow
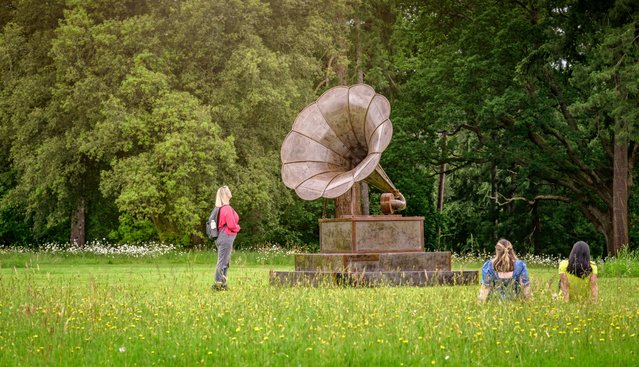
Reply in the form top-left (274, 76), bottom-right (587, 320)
top-left (1, 247), bottom-right (638, 366)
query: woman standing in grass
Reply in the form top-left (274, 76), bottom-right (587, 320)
top-left (478, 239), bottom-right (532, 302)
top-left (559, 241), bottom-right (598, 302)
top-left (212, 185), bottom-right (241, 291)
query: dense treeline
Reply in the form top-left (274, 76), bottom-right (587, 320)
top-left (0, 0), bottom-right (637, 257)
top-left (390, 0), bottom-right (639, 258)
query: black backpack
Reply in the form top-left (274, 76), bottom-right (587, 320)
top-left (206, 206), bottom-right (223, 239)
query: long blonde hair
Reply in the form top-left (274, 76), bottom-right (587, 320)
top-left (493, 238), bottom-right (516, 272)
top-left (215, 186), bottom-right (232, 207)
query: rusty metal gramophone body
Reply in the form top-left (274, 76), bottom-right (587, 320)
top-left (270, 85), bottom-right (477, 286)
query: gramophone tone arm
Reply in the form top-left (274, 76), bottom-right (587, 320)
top-left (380, 191), bottom-right (407, 215)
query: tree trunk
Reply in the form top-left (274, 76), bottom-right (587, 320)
top-left (531, 200), bottom-right (541, 255)
top-left (490, 162), bottom-right (498, 239)
top-left (611, 135), bottom-right (629, 256)
top-left (322, 198), bottom-right (328, 218)
top-left (70, 198), bottom-right (86, 246)
top-left (437, 164), bottom-right (446, 212)
top-left (354, 16), bottom-right (370, 215)
top-left (355, 16), bottom-right (364, 85)
top-left (437, 132), bottom-right (447, 213)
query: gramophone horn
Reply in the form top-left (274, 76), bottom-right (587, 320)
top-left (281, 84), bottom-right (405, 213)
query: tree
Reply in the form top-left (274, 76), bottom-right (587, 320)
top-left (91, 58), bottom-right (237, 243)
top-left (0, 1), bottom-right (70, 243)
top-left (505, 0), bottom-right (639, 256)
top-left (166, 0), bottom-right (361, 243)
top-left (392, 0), bottom-right (639, 256)
top-left (1, 0), bottom-right (378, 247)
top-left (568, 5), bottom-right (639, 255)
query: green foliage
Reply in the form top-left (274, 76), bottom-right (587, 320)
top-left (599, 247), bottom-right (639, 277)
top-left (629, 169), bottom-right (639, 252)
top-left (267, 196), bottom-right (324, 248)
top-left (105, 214), bottom-right (157, 244)
top-left (0, 169), bottom-right (31, 245)
top-left (94, 74), bottom-right (238, 245)
top-left (1, 0), bottom-right (638, 255)
top-left (391, 0), bottom-right (639, 255)
top-left (380, 143), bottom-right (439, 248)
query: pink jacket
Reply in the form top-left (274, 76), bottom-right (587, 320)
top-left (218, 205), bottom-right (240, 235)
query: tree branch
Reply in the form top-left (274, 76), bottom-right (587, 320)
top-left (548, 80), bottom-right (578, 130)
top-left (526, 128), bottom-right (611, 204)
top-left (579, 204), bottom-right (610, 239)
top-left (597, 119), bottom-right (614, 160)
top-left (541, 125), bottom-right (603, 185)
top-left (314, 55), bottom-right (335, 95)
top-left (490, 193), bottom-right (571, 206)
top-left (438, 124), bottom-right (485, 145)
top-left (425, 158), bottom-right (488, 178)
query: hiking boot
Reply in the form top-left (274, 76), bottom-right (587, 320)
top-left (211, 283), bottom-right (228, 291)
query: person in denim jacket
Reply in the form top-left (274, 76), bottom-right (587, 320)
top-left (478, 239), bottom-right (531, 302)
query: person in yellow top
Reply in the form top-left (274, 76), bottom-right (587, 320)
top-left (559, 241), bottom-right (598, 302)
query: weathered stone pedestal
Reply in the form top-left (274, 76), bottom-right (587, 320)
top-left (270, 216), bottom-right (478, 287)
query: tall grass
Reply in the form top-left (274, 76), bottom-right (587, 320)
top-left (0, 244), bottom-right (297, 268)
top-left (0, 248), bottom-right (638, 366)
top-left (599, 247), bottom-right (639, 277)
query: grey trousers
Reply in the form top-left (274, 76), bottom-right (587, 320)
top-left (214, 231), bottom-right (236, 285)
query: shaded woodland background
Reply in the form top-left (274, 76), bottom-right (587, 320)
top-left (1, 0), bottom-right (638, 258)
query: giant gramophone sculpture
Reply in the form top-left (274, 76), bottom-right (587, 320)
top-left (270, 85), bottom-right (477, 286)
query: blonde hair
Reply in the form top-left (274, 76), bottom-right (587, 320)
top-left (493, 238), bottom-right (516, 272)
top-left (215, 185), bottom-right (232, 207)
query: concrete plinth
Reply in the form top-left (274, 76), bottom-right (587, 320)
top-left (320, 216), bottom-right (424, 253)
top-left (270, 215), bottom-right (478, 287)
top-left (294, 252), bottom-right (452, 272)
top-left (270, 251), bottom-right (478, 287)
top-left (270, 270), bottom-right (478, 287)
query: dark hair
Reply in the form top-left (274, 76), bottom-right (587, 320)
top-left (567, 241), bottom-right (592, 278)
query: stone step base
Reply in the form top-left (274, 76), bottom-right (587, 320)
top-left (270, 270), bottom-right (478, 287)
top-left (295, 251), bottom-right (451, 272)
